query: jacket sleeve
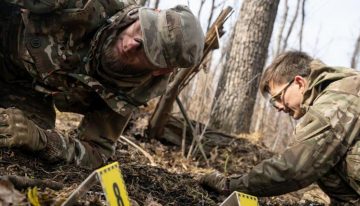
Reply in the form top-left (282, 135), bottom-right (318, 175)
top-left (2, 0), bottom-right (69, 13)
top-left (228, 91), bottom-right (360, 196)
top-left (40, 105), bottom-right (134, 169)
top-left (70, 106), bottom-right (133, 169)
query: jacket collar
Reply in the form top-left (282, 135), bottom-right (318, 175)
top-left (300, 60), bottom-right (358, 113)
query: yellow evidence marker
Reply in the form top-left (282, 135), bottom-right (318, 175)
top-left (61, 161), bottom-right (130, 206)
top-left (220, 191), bottom-right (259, 206)
top-left (96, 162), bottom-right (130, 206)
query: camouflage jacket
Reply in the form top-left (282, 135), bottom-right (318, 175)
top-left (1, 0), bottom-right (169, 116)
top-left (229, 62), bottom-right (360, 204)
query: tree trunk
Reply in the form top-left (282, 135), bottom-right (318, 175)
top-left (210, 0), bottom-right (279, 134)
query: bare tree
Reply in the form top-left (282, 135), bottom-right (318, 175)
top-left (153, 0), bottom-right (160, 8)
top-left (252, 0), bottom-right (307, 152)
top-left (351, 32), bottom-right (360, 69)
top-left (273, 0), bottom-right (304, 55)
top-left (299, 0), bottom-right (306, 51)
top-left (210, 0), bottom-right (280, 134)
top-left (197, 0), bottom-right (207, 18)
top-left (206, 0), bottom-right (216, 32)
top-left (275, 0), bottom-right (289, 56)
top-left (282, 0), bottom-right (301, 51)
top-left (253, 0), bottom-right (290, 134)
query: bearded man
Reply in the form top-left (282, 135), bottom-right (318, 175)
top-left (0, 0), bottom-right (204, 169)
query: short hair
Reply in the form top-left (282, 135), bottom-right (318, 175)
top-left (259, 51), bottom-right (313, 96)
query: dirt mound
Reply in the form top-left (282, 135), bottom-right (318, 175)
top-left (0, 112), bottom-right (328, 205)
top-left (0, 147), bottom-right (217, 205)
top-left (122, 164), bottom-right (216, 205)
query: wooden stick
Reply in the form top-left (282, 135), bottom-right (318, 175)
top-left (61, 171), bottom-right (97, 206)
top-left (118, 135), bottom-right (156, 166)
top-left (176, 97), bottom-right (209, 166)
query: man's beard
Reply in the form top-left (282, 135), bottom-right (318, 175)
top-left (98, 40), bottom-right (152, 88)
top-left (101, 38), bottom-right (150, 76)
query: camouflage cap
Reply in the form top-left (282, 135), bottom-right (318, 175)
top-left (139, 5), bottom-right (205, 69)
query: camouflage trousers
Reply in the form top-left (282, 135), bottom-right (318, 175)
top-left (0, 80), bottom-right (131, 169)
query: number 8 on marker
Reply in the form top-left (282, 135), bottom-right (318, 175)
top-left (113, 183), bottom-right (124, 206)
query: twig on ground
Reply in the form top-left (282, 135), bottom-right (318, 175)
top-left (181, 118), bottom-right (187, 157)
top-left (118, 135), bottom-right (156, 166)
top-left (176, 97), bottom-right (209, 166)
top-left (224, 154), bottom-right (230, 175)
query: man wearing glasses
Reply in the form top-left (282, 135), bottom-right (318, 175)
top-left (201, 51), bottom-right (360, 205)
top-left (0, 1), bottom-right (204, 169)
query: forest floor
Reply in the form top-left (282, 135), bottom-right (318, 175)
top-left (0, 110), bottom-right (330, 206)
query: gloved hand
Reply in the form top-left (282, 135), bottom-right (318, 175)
top-left (0, 108), bottom-right (47, 151)
top-left (199, 171), bottom-right (230, 194)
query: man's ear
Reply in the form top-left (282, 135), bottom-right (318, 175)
top-left (294, 75), bottom-right (307, 94)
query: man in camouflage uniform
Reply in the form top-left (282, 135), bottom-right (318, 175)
top-left (0, 0), bottom-right (204, 169)
top-left (201, 51), bottom-right (360, 205)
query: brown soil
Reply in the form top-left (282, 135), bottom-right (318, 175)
top-left (0, 112), bottom-right (328, 206)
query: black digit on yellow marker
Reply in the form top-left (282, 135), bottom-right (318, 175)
top-left (113, 182), bottom-right (124, 206)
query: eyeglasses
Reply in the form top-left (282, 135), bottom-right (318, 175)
top-left (269, 79), bottom-right (294, 108)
